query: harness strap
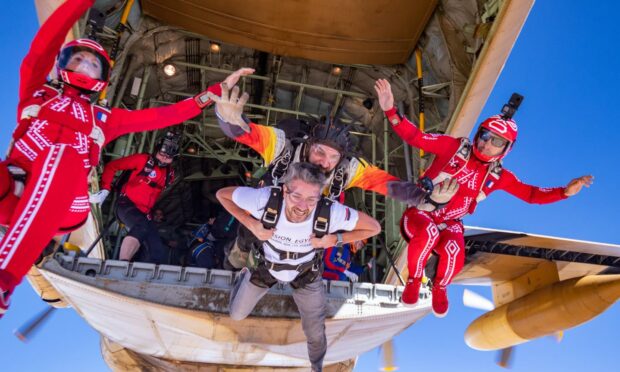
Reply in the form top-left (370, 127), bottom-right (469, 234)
top-left (260, 250), bottom-right (323, 272)
top-left (264, 240), bottom-right (316, 260)
top-left (261, 186), bottom-right (283, 229)
top-left (312, 198), bottom-right (332, 238)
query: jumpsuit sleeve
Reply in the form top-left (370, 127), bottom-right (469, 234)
top-left (100, 154), bottom-right (147, 190)
top-left (494, 169), bottom-right (568, 204)
top-left (221, 121), bottom-right (287, 165)
top-left (19, 0), bottom-right (95, 104)
top-left (384, 107), bottom-right (459, 156)
top-left (345, 157), bottom-right (400, 196)
top-left (103, 83), bottom-right (223, 145)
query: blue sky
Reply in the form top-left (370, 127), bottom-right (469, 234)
top-left (1, 1), bottom-right (619, 371)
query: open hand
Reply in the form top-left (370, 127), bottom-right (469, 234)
top-left (374, 79), bottom-right (395, 111)
top-left (429, 178), bottom-right (459, 204)
top-left (564, 175), bottom-right (594, 196)
top-left (208, 83), bottom-right (251, 132)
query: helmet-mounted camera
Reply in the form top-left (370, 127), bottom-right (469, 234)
top-left (500, 93), bottom-right (524, 120)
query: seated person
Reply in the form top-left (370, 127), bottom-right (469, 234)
top-left (90, 132), bottom-right (179, 263)
top-left (322, 239), bottom-right (366, 282)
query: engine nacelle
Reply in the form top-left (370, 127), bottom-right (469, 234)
top-left (465, 274), bottom-right (620, 350)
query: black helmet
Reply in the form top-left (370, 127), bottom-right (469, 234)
top-left (308, 117), bottom-right (352, 155)
top-left (155, 131), bottom-right (181, 158)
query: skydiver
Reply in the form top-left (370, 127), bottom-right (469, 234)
top-left (217, 162), bottom-right (381, 372)
top-left (90, 132), bottom-right (181, 263)
top-left (0, 0), bottom-right (253, 318)
top-left (374, 78), bottom-right (593, 317)
top-left (209, 84), bottom-right (456, 269)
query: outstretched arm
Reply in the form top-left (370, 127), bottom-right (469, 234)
top-left (346, 158), bottom-right (400, 196)
top-left (104, 68), bottom-right (254, 143)
top-left (374, 79), bottom-right (457, 155)
top-left (19, 0), bottom-right (95, 103)
top-left (212, 83), bottom-right (286, 165)
top-left (497, 170), bottom-right (593, 204)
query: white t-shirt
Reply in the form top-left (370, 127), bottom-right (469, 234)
top-left (232, 186), bottom-right (359, 282)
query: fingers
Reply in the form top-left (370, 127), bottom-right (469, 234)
top-left (236, 67), bottom-right (255, 76)
top-left (238, 92), bottom-right (250, 107)
top-left (230, 85), bottom-right (240, 103)
top-left (446, 177), bottom-right (459, 193)
top-left (220, 82), bottom-right (230, 101)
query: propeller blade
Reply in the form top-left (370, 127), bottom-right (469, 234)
top-left (554, 331), bottom-right (564, 343)
top-left (496, 347), bottom-right (514, 368)
top-left (463, 288), bottom-right (495, 311)
top-left (14, 306), bottom-right (56, 342)
top-left (380, 340), bottom-right (399, 371)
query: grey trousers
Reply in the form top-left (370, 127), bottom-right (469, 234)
top-left (229, 269), bottom-right (327, 372)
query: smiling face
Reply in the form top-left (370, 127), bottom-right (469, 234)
top-left (308, 143), bottom-right (341, 173)
top-left (283, 179), bottom-right (322, 223)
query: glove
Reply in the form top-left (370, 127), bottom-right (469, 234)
top-left (417, 178), bottom-right (459, 212)
top-left (344, 270), bottom-right (359, 283)
top-left (208, 83), bottom-right (251, 133)
top-left (387, 181), bottom-right (429, 205)
top-left (89, 189), bottom-right (110, 204)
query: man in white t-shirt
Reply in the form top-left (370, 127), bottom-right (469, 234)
top-left (216, 163), bottom-right (381, 372)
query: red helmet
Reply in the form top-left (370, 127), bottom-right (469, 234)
top-left (472, 115), bottom-right (518, 162)
top-left (56, 39), bottom-right (111, 92)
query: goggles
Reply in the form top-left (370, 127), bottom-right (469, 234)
top-left (479, 128), bottom-right (509, 148)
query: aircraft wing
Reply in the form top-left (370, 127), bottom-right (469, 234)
top-left (454, 226), bottom-right (620, 286)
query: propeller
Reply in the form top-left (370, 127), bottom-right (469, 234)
top-left (463, 288), bottom-right (495, 311)
top-left (380, 340), bottom-right (398, 371)
top-left (14, 306), bottom-right (56, 342)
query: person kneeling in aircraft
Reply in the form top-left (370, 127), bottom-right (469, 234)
top-left (90, 132), bottom-right (179, 264)
top-left (216, 162), bottom-right (381, 372)
top-left (375, 78), bottom-right (593, 317)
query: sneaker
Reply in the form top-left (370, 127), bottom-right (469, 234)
top-left (401, 277), bottom-right (422, 305)
top-left (431, 285), bottom-right (449, 317)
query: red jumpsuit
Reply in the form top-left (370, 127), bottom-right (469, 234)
top-left (0, 0), bottom-right (219, 294)
top-left (100, 153), bottom-right (173, 214)
top-left (385, 108), bottom-right (567, 286)
top-left (101, 153), bottom-right (174, 263)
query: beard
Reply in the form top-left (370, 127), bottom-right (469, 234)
top-left (285, 206), bottom-right (311, 222)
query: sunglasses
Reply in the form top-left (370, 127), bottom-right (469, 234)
top-left (479, 129), bottom-right (509, 148)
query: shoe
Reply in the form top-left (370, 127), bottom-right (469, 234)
top-left (401, 277), bottom-right (422, 305)
top-left (431, 285), bottom-right (449, 317)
